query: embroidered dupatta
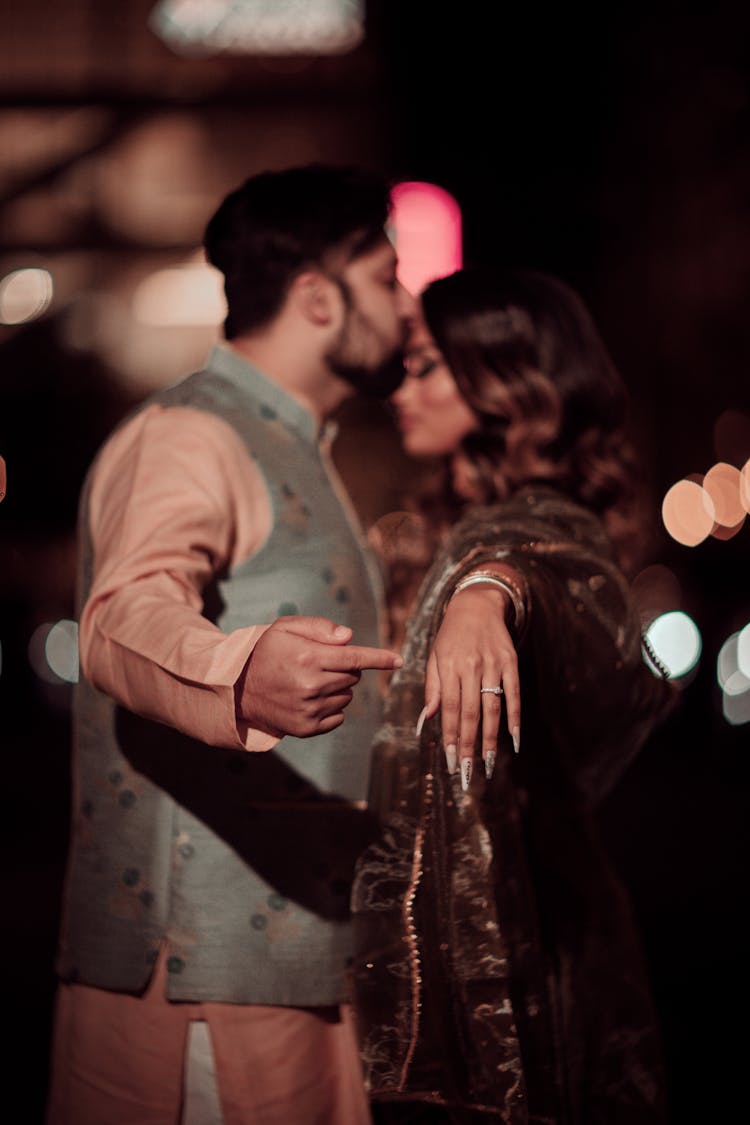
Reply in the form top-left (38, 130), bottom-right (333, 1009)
top-left (351, 488), bottom-right (674, 1124)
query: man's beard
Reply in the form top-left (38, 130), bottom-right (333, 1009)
top-left (326, 285), bottom-right (407, 398)
top-left (329, 349), bottom-right (407, 398)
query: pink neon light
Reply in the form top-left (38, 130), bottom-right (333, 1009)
top-left (389, 181), bottom-right (463, 297)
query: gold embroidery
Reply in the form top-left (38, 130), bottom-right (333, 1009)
top-left (399, 769), bottom-right (433, 1089)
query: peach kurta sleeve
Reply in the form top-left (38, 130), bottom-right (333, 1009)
top-left (79, 403), bottom-right (277, 751)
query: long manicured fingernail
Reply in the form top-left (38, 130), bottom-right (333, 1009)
top-left (445, 744), bottom-right (457, 774)
top-left (485, 750), bottom-right (496, 780)
top-left (461, 757), bottom-right (473, 791)
top-left (512, 726), bottom-right (521, 755)
top-left (415, 707), bottom-right (428, 737)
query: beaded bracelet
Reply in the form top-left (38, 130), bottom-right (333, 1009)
top-left (449, 570), bottom-right (528, 636)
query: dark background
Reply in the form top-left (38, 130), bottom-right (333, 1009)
top-left (1, 2), bottom-right (749, 1121)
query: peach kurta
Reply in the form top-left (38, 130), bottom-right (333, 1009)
top-left (48, 349), bottom-right (378, 1124)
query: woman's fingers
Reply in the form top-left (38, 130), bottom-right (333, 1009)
top-left (416, 653), bottom-right (442, 737)
top-left (500, 663), bottom-right (521, 754)
top-left (426, 586), bottom-right (522, 784)
top-left (437, 659), bottom-right (461, 777)
top-left (480, 678), bottom-right (503, 779)
top-left (457, 661), bottom-right (482, 791)
top-left (434, 654), bottom-right (486, 787)
top-left (433, 655), bottom-right (520, 785)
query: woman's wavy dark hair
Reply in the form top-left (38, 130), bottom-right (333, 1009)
top-left (418, 266), bottom-right (646, 572)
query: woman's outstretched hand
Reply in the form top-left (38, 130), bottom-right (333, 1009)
top-left (418, 586), bottom-right (521, 789)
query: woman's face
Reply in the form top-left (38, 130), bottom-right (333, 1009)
top-left (391, 313), bottom-right (478, 458)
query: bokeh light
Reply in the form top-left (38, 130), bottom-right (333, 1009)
top-left (644, 610), bottom-right (702, 679)
top-left (28, 620), bottom-right (79, 684)
top-left (710, 518), bottom-right (746, 542)
top-left (133, 260), bottom-right (226, 327)
top-left (661, 479), bottom-right (715, 546)
top-left (150, 0), bottom-right (365, 56)
top-left (389, 181), bottom-right (462, 297)
top-left (740, 458), bottom-right (750, 514)
top-left (718, 631), bottom-right (746, 689)
top-left (0, 267), bottom-right (53, 324)
top-left (723, 690), bottom-right (750, 726)
top-left (723, 669), bottom-right (750, 696)
top-left (716, 628), bottom-right (750, 725)
top-left (704, 461), bottom-right (746, 535)
top-left (737, 622), bottom-right (750, 679)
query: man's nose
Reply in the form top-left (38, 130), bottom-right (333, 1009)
top-left (396, 281), bottom-right (419, 320)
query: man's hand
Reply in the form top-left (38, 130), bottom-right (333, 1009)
top-left (236, 616), bottom-right (403, 739)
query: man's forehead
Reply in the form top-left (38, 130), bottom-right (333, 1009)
top-left (321, 232), bottom-right (397, 282)
top-left (349, 235), bottom-right (397, 271)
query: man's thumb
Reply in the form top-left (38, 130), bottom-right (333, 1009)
top-left (275, 615), bottom-right (352, 644)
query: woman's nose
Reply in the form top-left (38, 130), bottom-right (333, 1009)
top-left (391, 377), bottom-right (412, 406)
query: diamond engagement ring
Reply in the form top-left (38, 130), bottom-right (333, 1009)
top-left (480, 685), bottom-right (503, 695)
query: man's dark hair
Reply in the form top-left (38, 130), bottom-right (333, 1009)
top-left (204, 163), bottom-right (392, 339)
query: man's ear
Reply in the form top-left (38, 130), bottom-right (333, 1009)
top-left (292, 271), bottom-right (341, 326)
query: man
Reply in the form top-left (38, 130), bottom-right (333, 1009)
top-left (46, 164), bottom-right (416, 1125)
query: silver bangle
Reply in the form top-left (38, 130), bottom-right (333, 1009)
top-left (449, 571), bottom-right (527, 636)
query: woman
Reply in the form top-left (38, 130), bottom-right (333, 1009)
top-left (351, 268), bottom-right (676, 1124)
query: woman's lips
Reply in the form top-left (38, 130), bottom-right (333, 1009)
top-left (395, 412), bottom-right (417, 431)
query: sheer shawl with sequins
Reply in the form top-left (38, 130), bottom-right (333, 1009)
top-left (351, 487), bottom-right (676, 1124)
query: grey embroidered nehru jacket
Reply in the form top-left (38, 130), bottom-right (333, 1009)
top-left (57, 346), bottom-right (385, 1005)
